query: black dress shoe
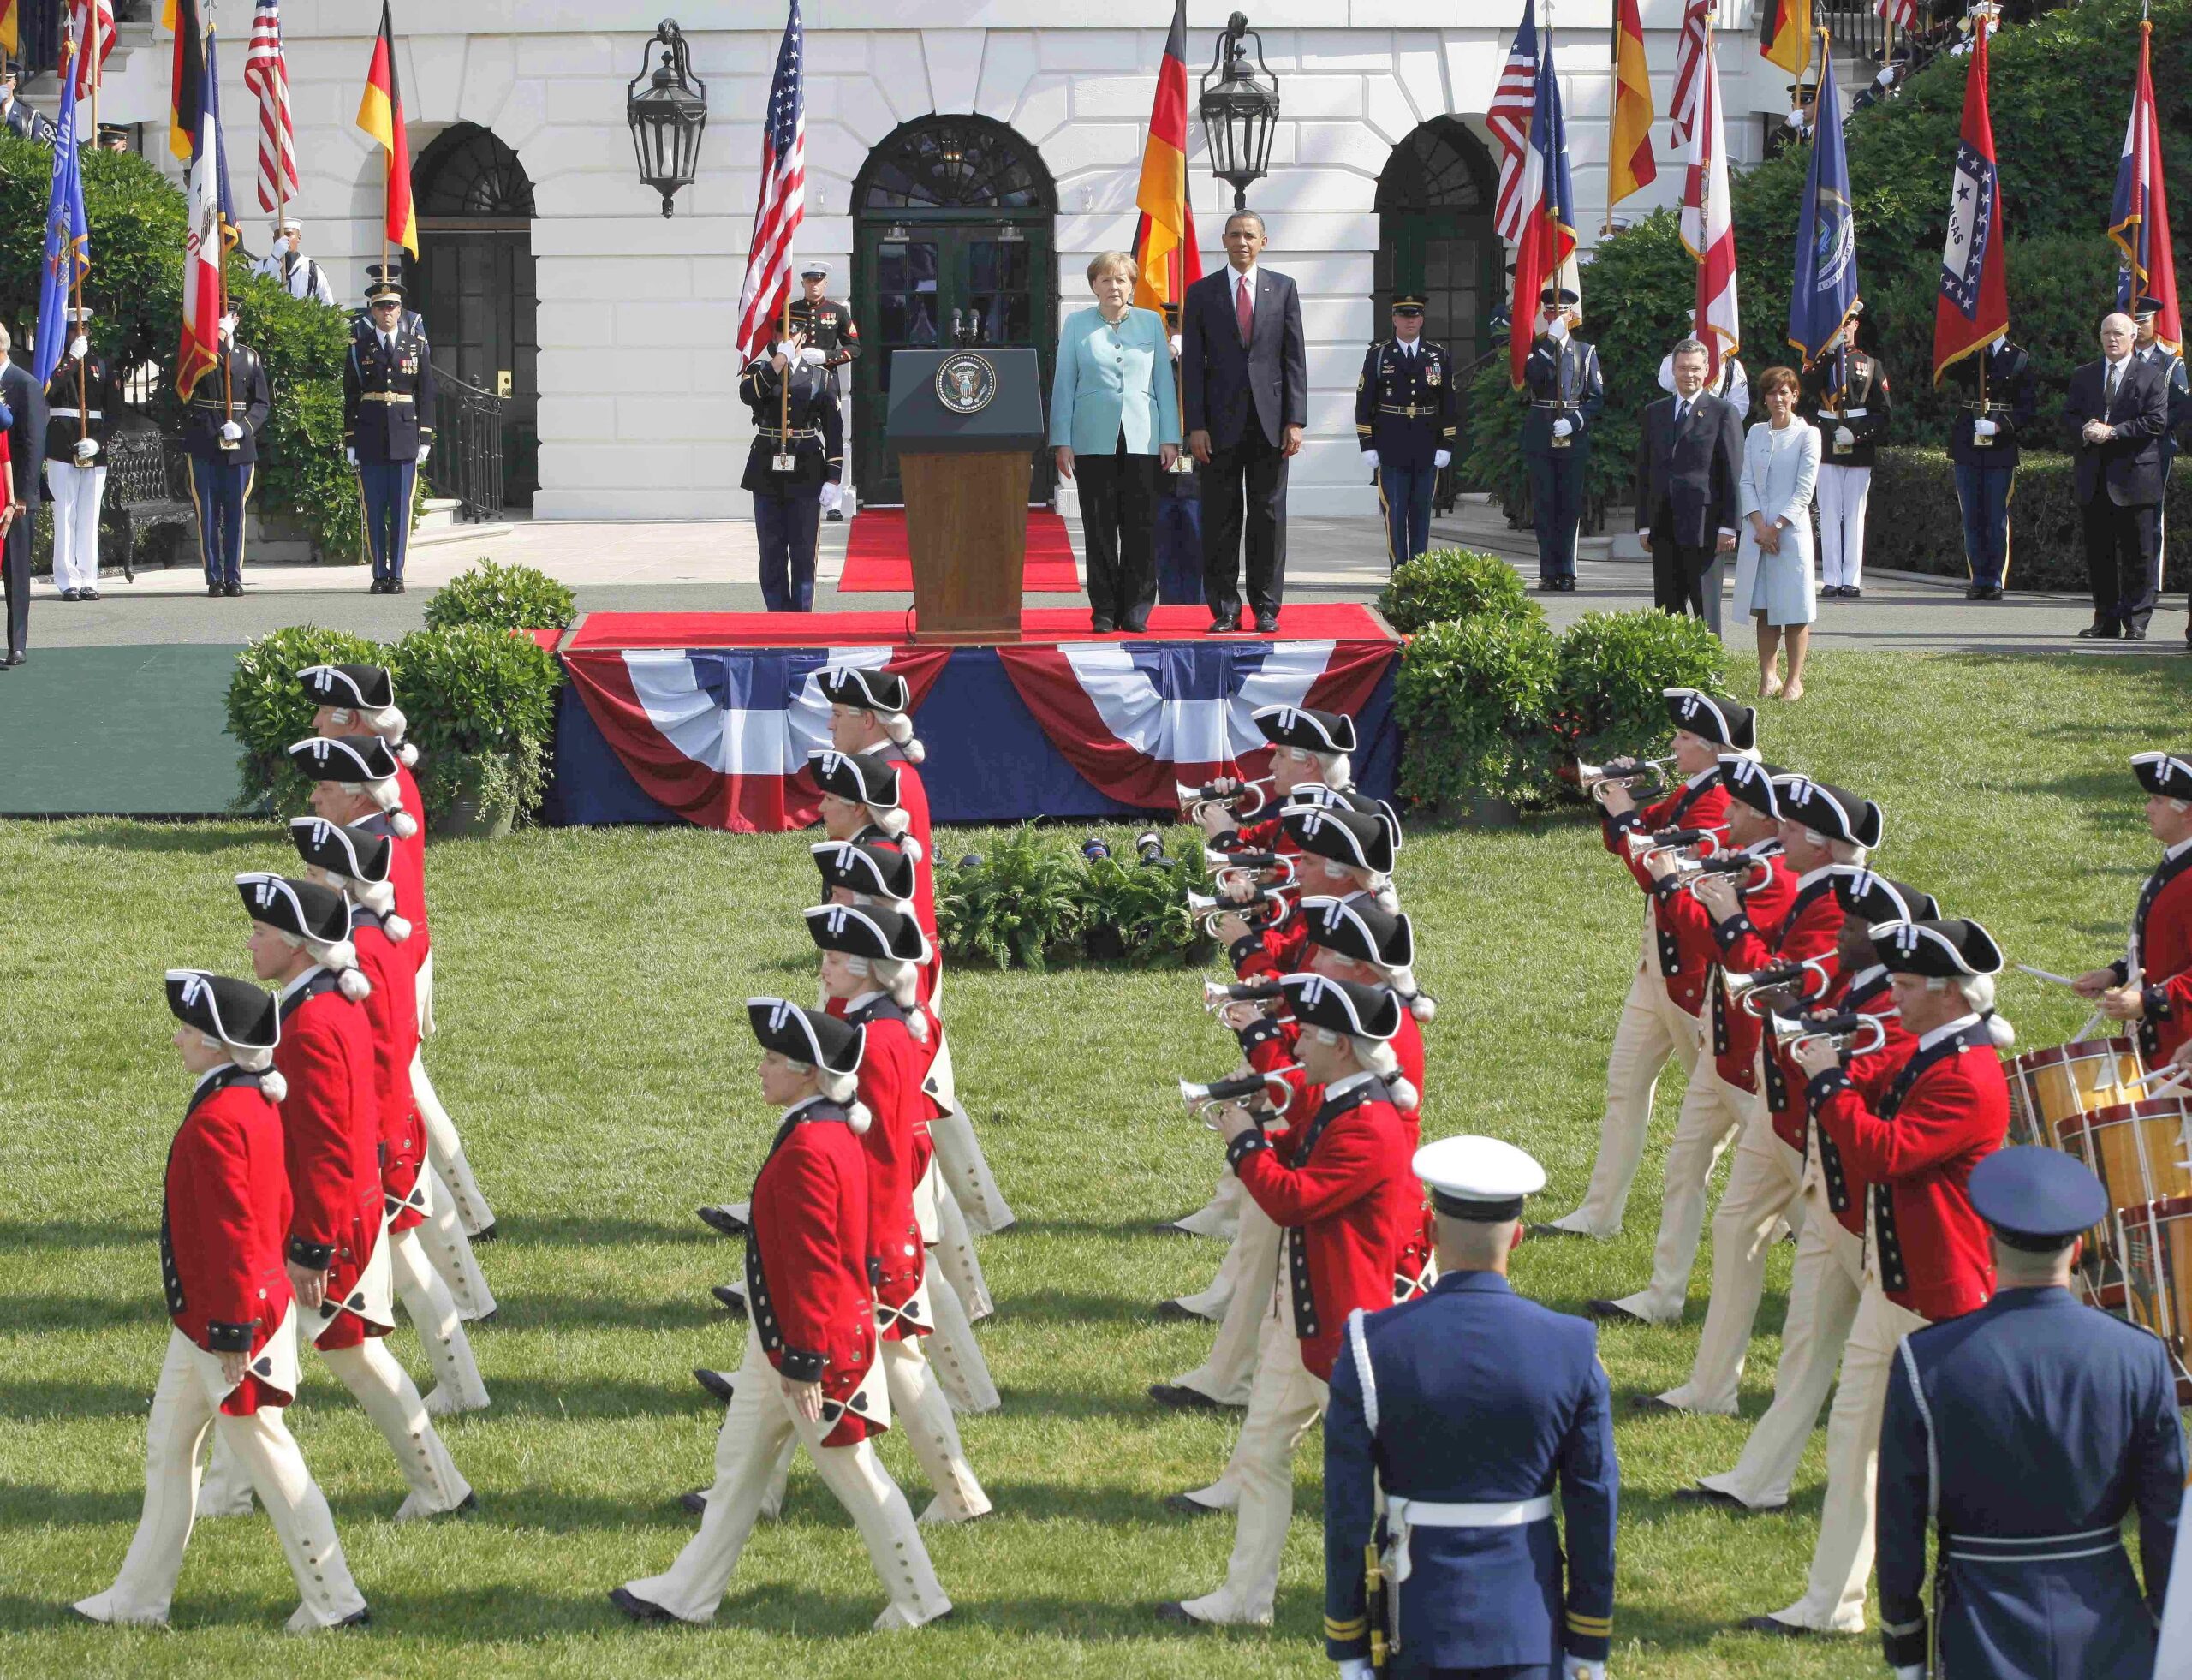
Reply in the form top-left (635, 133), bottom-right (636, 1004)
top-left (1740, 1614), bottom-right (1820, 1640)
top-left (332, 1606), bottom-right (373, 1629)
top-left (1206, 615), bottom-right (1240, 634)
top-left (1090, 617), bottom-right (1117, 634)
top-left (1121, 617), bottom-right (1150, 634)
top-left (694, 1367), bottom-right (736, 1403)
top-left (710, 1285), bottom-right (748, 1317)
top-left (84, 587), bottom-right (102, 601)
top-left (695, 1206), bottom-right (748, 1237)
top-left (1537, 578), bottom-right (1558, 593)
top-left (825, 509), bottom-right (844, 522)
top-left (1163, 1492), bottom-right (1223, 1517)
top-left (1153, 1299), bottom-right (1199, 1323)
top-left (1147, 1381), bottom-right (1224, 1411)
top-left (208, 583), bottom-right (225, 598)
top-left (2078, 622), bottom-right (2123, 640)
top-left (679, 1488), bottom-right (708, 1516)
top-left (60, 588), bottom-right (80, 601)
top-left (1673, 1485), bottom-right (1752, 1512)
top-left (4, 649), bottom-right (22, 667)
top-left (1845, 586), bottom-right (1862, 599)
top-left (1153, 1601), bottom-right (1208, 1626)
top-left (1253, 612), bottom-right (1278, 633)
top-left (2125, 628), bottom-right (2148, 641)
top-left (393, 579), bottom-right (407, 594)
top-left (610, 1587), bottom-right (677, 1623)
top-left (223, 581), bottom-right (241, 598)
top-left (1585, 1298), bottom-right (1651, 1324)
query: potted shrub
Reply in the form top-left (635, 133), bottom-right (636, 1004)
top-left (425, 559), bottom-right (579, 633)
top-left (225, 624), bottom-right (390, 813)
top-left (1546, 611), bottom-right (1729, 801)
top-left (390, 624), bottom-right (562, 837)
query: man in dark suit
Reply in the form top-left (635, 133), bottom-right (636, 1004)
top-left (0, 322), bottom-right (49, 668)
top-left (1635, 338), bottom-right (1742, 632)
top-left (1181, 210), bottom-right (1307, 635)
top-left (2064, 311), bottom-right (2170, 640)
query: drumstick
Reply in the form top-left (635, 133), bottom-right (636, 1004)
top-left (2015, 963), bottom-right (2081, 987)
top-left (2132, 1065), bottom-right (2190, 1097)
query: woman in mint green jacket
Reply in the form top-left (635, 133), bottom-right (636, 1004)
top-left (1050, 252), bottom-right (1181, 631)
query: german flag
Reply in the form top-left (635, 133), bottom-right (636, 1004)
top-left (0, 1), bottom-right (17, 61)
top-left (1758, 0), bottom-right (1812, 78)
top-left (1130, 0), bottom-right (1200, 315)
top-left (356, 0), bottom-right (417, 257)
top-left (168, 0), bottom-right (201, 163)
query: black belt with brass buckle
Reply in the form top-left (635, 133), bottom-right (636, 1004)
top-left (1379, 404), bottom-right (1437, 418)
top-left (758, 426), bottom-right (819, 443)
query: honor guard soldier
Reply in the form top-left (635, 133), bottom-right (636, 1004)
top-left (1355, 293), bottom-right (1457, 570)
top-left (1522, 285), bottom-right (1603, 593)
top-left (344, 265), bottom-right (437, 595)
top-left (0, 61), bottom-right (57, 143)
top-left (2133, 293), bottom-right (2189, 579)
top-left (73, 972), bottom-right (371, 1634)
top-left (613, 999), bottom-right (952, 1631)
top-left (789, 260), bottom-right (858, 521)
top-left (42, 305), bottom-right (119, 602)
top-left (1945, 333), bottom-right (2037, 599)
top-left (1154, 301), bottom-right (1205, 604)
top-left (1876, 1147), bottom-right (2183, 1680)
top-left (1749, 917), bottom-right (2011, 1641)
top-left (740, 324), bottom-right (843, 611)
top-left (1324, 1136), bottom-right (1617, 1680)
top-left (1801, 307), bottom-right (1891, 598)
top-left (2072, 748), bottom-right (2192, 1066)
top-left (180, 313), bottom-right (271, 599)
top-left (251, 221), bottom-right (338, 306)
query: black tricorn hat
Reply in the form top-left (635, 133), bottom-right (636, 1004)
top-left (818, 664), bottom-right (910, 714)
top-left (1302, 894), bottom-right (1414, 970)
top-left (808, 748), bottom-right (901, 810)
top-left (1719, 755), bottom-right (1787, 819)
top-left (802, 902), bottom-right (928, 964)
top-left (1778, 776), bottom-right (1885, 850)
top-left (1282, 805), bottom-right (1396, 875)
top-left (1254, 705), bottom-right (1356, 755)
top-left (812, 838), bottom-right (917, 903)
top-left (1278, 971), bottom-right (1402, 1041)
top-left (2132, 750), bottom-right (2192, 801)
top-left (235, 873), bottom-right (350, 943)
top-left (1665, 688), bottom-right (1757, 752)
top-left (165, 968), bottom-right (279, 1054)
top-left (1869, 917), bottom-right (2004, 979)
top-left (1829, 865), bottom-right (1939, 925)
top-left (287, 733), bottom-right (399, 783)
top-left (746, 996), bottom-right (864, 1075)
top-left (298, 663), bottom-right (395, 711)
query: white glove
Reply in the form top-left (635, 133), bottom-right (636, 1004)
top-left (220, 421), bottom-right (243, 443)
top-left (1876, 66), bottom-right (1896, 86)
top-left (1361, 449), bottom-right (1380, 472)
top-left (1835, 426), bottom-right (1855, 447)
top-left (1337, 1662), bottom-right (1375, 1680)
top-left (1564, 1659), bottom-right (1606, 1680)
top-left (1785, 108), bottom-right (1807, 128)
top-left (417, 444), bottom-right (433, 466)
top-left (1433, 448), bottom-right (1451, 468)
top-left (1552, 417), bottom-right (1575, 438)
top-left (73, 438), bottom-right (98, 462)
top-left (1973, 417), bottom-right (1998, 438)
top-left (1170, 334), bottom-right (1183, 355)
top-left (799, 346), bottom-right (826, 366)
top-left (1892, 1668), bottom-right (1925, 1680)
top-left (1547, 316), bottom-right (1570, 343)
top-left (69, 335), bottom-right (87, 360)
top-left (346, 447), bottom-right (358, 466)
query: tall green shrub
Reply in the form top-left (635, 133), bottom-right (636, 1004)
top-left (426, 559), bottom-right (579, 632)
top-left (1393, 614), bottom-right (1562, 807)
top-left (388, 626), bottom-right (562, 821)
top-left (224, 624), bottom-right (388, 813)
top-left (1549, 611), bottom-right (1730, 782)
top-left (1378, 546), bottom-right (1543, 634)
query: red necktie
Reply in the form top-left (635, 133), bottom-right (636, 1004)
top-left (1236, 275), bottom-right (1254, 347)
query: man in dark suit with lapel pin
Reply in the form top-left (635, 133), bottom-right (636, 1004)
top-left (2064, 311), bottom-right (2169, 640)
top-left (0, 321), bottom-right (47, 668)
top-left (1181, 209), bottom-right (1307, 635)
top-left (1635, 337), bottom-right (1742, 632)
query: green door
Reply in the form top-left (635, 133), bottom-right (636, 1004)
top-left (853, 218), bottom-right (1056, 508)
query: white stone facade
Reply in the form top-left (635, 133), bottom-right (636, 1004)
top-left (95, 1), bottom-right (1797, 521)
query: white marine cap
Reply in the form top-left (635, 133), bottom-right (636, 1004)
top-left (1412, 1135), bottom-right (1546, 1222)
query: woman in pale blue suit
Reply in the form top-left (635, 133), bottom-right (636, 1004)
top-left (1732, 366), bottom-right (1822, 701)
top-left (1050, 252), bottom-right (1180, 632)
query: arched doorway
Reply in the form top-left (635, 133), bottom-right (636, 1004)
top-left (411, 124), bottom-right (539, 509)
top-left (852, 116), bottom-right (1057, 507)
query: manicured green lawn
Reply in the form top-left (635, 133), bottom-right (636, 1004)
top-left (2, 648), bottom-right (2185, 1679)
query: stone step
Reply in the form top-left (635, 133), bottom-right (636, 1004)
top-left (411, 520), bottom-right (514, 549)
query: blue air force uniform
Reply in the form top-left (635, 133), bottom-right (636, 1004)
top-left (178, 334), bottom-right (271, 593)
top-left (1876, 1147), bottom-right (2184, 1679)
top-left (343, 270), bottom-right (438, 592)
top-left (1522, 290), bottom-right (1604, 590)
top-left (1325, 1136), bottom-right (1617, 1679)
top-left (739, 348), bottom-right (843, 612)
top-left (1355, 297), bottom-right (1459, 571)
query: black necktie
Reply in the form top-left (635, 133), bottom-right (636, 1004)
top-left (2106, 362), bottom-right (2121, 409)
top-left (1674, 399), bottom-right (1689, 430)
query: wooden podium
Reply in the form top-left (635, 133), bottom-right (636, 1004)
top-left (885, 347), bottom-right (1045, 644)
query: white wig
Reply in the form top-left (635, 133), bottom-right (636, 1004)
top-left (869, 806), bottom-right (922, 863)
top-left (202, 1033), bottom-right (287, 1102)
top-left (326, 873), bottom-right (410, 943)
top-left (880, 711), bottom-right (925, 766)
top-left (844, 953), bottom-right (928, 1040)
top-left (342, 777), bottom-right (418, 838)
top-left (361, 703), bottom-right (420, 767)
top-left (1354, 1036), bottom-right (1419, 1114)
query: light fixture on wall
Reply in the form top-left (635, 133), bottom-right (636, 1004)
top-left (1198, 11), bottom-right (1279, 211)
top-left (626, 19), bottom-right (709, 217)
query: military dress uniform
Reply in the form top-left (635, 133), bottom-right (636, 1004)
top-left (1, 72), bottom-right (58, 144)
top-left (343, 273), bottom-right (438, 592)
top-left (41, 308), bottom-right (120, 600)
top-left (1325, 1136), bottom-right (1617, 1680)
top-left (1945, 337), bottom-right (2038, 596)
top-left (73, 973), bottom-right (369, 1634)
top-left (741, 346), bottom-right (843, 611)
top-left (1355, 299), bottom-right (1459, 570)
top-left (2110, 749), bottom-right (2192, 1067)
top-left (179, 329), bottom-right (271, 595)
top-left (2134, 297), bottom-right (2189, 584)
top-left (1801, 336), bottom-right (1891, 595)
top-left (1877, 1147), bottom-right (2184, 1680)
top-left (791, 263), bottom-right (860, 520)
top-left (1522, 289), bottom-right (1604, 590)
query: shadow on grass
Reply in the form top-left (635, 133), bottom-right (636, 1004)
top-left (0, 1381), bottom-right (151, 1421)
top-left (0, 1221), bottom-right (151, 1254)
top-left (980, 1286), bottom-right (1191, 1328)
top-left (0, 1296), bottom-right (160, 1333)
top-left (45, 824), bottom-right (257, 856)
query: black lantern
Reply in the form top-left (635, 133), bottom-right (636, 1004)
top-left (627, 20), bottom-right (708, 217)
top-left (1198, 13), bottom-right (1280, 211)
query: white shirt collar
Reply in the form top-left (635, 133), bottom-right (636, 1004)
top-left (277, 967), bottom-right (324, 1004)
top-left (2165, 832), bottom-right (2192, 864)
top-left (1918, 1011), bottom-right (1982, 1051)
top-left (1325, 1069), bottom-right (1380, 1101)
top-left (191, 1064), bottom-right (228, 1098)
top-left (2106, 353), bottom-right (2131, 374)
top-left (1683, 765), bottom-right (1720, 792)
top-left (1796, 862), bottom-right (1838, 893)
top-left (1233, 265), bottom-right (1258, 295)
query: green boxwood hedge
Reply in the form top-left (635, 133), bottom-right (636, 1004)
top-left (425, 559), bottom-right (578, 633)
top-left (1377, 546), bottom-right (1543, 634)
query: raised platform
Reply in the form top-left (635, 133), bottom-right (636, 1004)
top-left (551, 605), bottom-right (1403, 830)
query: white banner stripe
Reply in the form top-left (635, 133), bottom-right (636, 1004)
top-left (622, 646), bottom-right (896, 777)
top-left (1058, 640), bottom-right (1334, 766)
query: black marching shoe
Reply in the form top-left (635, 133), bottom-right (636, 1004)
top-left (1147, 1381), bottom-right (1224, 1412)
top-left (694, 1367), bottom-right (736, 1403)
top-left (679, 1488), bottom-right (708, 1516)
top-left (332, 1606), bottom-right (373, 1629)
top-left (1673, 1485), bottom-right (1752, 1512)
top-left (1740, 1614), bottom-right (1821, 1640)
top-left (610, 1588), bottom-right (677, 1624)
top-left (1153, 1299), bottom-right (1199, 1323)
top-left (472, 1222), bottom-right (498, 1243)
top-left (2078, 621), bottom-right (2123, 640)
top-left (1163, 1492), bottom-right (1224, 1518)
top-left (709, 1285), bottom-right (748, 1317)
top-left (1629, 1394), bottom-right (1683, 1415)
top-left (1153, 1601), bottom-right (1210, 1626)
top-left (1525, 1221), bottom-right (1587, 1239)
top-left (694, 1206), bottom-right (748, 1237)
top-left (1585, 1298), bottom-right (1651, 1324)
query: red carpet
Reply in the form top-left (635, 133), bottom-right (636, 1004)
top-left (836, 508), bottom-right (1082, 593)
top-left (564, 604), bottom-right (1396, 652)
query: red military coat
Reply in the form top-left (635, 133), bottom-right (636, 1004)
top-left (1653, 845), bottom-right (1792, 1092)
top-left (1808, 1018), bottom-right (2005, 1320)
top-left (390, 766), bottom-right (431, 965)
top-left (1598, 766), bottom-right (1730, 854)
top-left (2124, 843), bottom-right (2192, 1066)
top-left (1806, 966), bottom-right (1914, 1237)
top-left (1718, 867), bottom-right (1845, 1147)
top-left (1624, 833), bottom-right (1729, 1019)
top-left (841, 997), bottom-right (930, 1339)
top-left (350, 909), bottom-right (426, 1231)
top-left (163, 1068), bottom-right (297, 1415)
top-left (1228, 1074), bottom-right (1417, 1379)
top-left (273, 973), bottom-right (387, 1349)
top-left (867, 752), bottom-right (935, 942)
top-left (745, 1098), bottom-right (885, 1445)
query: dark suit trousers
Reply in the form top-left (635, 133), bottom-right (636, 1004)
top-left (2, 508), bottom-right (27, 655)
top-left (1200, 424), bottom-right (1287, 617)
top-left (1648, 503), bottom-right (1717, 626)
top-left (1076, 435), bottom-right (1158, 629)
top-left (2082, 492), bottom-right (2159, 632)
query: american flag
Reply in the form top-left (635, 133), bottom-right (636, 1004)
top-left (69, 0), bottom-right (114, 98)
top-left (1669, 0), bottom-right (1713, 148)
top-left (1487, 1), bottom-right (1539, 242)
top-left (243, 0), bottom-right (299, 215)
top-left (736, 0), bottom-right (807, 366)
top-left (1876, 0), bottom-right (1920, 31)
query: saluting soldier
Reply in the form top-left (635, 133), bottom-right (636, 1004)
top-left (42, 304), bottom-right (120, 602)
top-left (250, 221), bottom-right (338, 307)
top-left (1522, 284), bottom-right (1603, 593)
top-left (1355, 292), bottom-right (1457, 571)
top-left (1878, 1147), bottom-right (2183, 1679)
top-left (1800, 307), bottom-right (1891, 599)
top-left (343, 266), bottom-right (437, 595)
top-left (0, 60), bottom-right (57, 143)
top-left (179, 313), bottom-right (271, 599)
top-left (2072, 748), bottom-right (2192, 1066)
top-left (1324, 1136), bottom-right (1617, 1680)
top-left (1945, 332), bottom-right (2037, 599)
top-left (740, 325), bottom-right (843, 612)
top-left (72, 972), bottom-right (370, 1634)
top-left (789, 259), bottom-right (858, 522)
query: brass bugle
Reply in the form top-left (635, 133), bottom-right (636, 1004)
top-left (1629, 824), bottom-right (1725, 862)
top-left (1203, 979), bottom-right (1287, 1012)
top-left (1207, 848), bottom-right (1298, 888)
top-left (1186, 884), bottom-right (1294, 935)
top-left (1790, 1011), bottom-right (1888, 1060)
top-left (1679, 852), bottom-right (1774, 897)
top-left (1731, 956), bottom-right (1836, 1016)
top-left (1180, 1063), bottom-right (1302, 1129)
top-left (1578, 754), bottom-right (1676, 805)
top-left (1177, 775), bottom-right (1274, 823)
